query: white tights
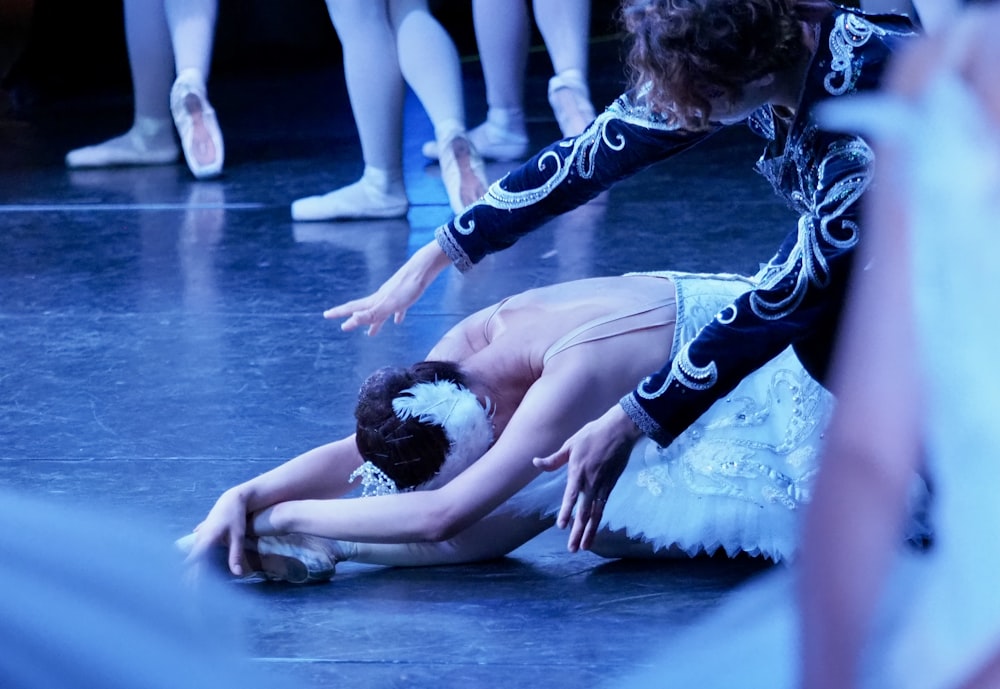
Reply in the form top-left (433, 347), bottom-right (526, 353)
top-left (472, 0), bottom-right (591, 126)
top-left (325, 0), bottom-right (469, 181)
top-left (122, 0), bottom-right (217, 126)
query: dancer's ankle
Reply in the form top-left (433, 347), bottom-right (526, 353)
top-left (361, 165), bottom-right (405, 197)
top-left (485, 107), bottom-right (527, 136)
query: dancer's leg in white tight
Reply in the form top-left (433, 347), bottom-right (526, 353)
top-left (164, 0), bottom-right (222, 176)
top-left (390, 0), bottom-right (486, 212)
top-left (164, 0), bottom-right (216, 77)
top-left (533, 0), bottom-right (590, 78)
top-left (335, 512), bottom-right (554, 567)
top-left (472, 0), bottom-right (530, 131)
top-left (535, 0), bottom-right (595, 137)
top-left (291, 1), bottom-right (409, 221)
top-left (262, 513), bottom-right (687, 579)
top-left (126, 0), bottom-right (173, 125)
top-left (390, 0), bottom-right (466, 143)
top-left (64, 0), bottom-right (178, 166)
top-left (420, 0), bottom-right (527, 163)
top-left (328, 0), bottom-right (405, 177)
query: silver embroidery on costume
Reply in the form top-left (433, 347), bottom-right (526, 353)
top-left (453, 89), bottom-right (678, 235)
top-left (750, 138), bottom-right (871, 320)
top-left (825, 13), bottom-right (885, 96)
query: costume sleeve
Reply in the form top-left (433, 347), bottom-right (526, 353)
top-left (435, 91), bottom-right (713, 271)
top-left (621, 134), bottom-right (874, 447)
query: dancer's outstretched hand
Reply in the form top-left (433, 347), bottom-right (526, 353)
top-left (323, 241), bottom-right (452, 336)
top-left (182, 488), bottom-right (251, 577)
top-left (534, 405), bottom-right (641, 553)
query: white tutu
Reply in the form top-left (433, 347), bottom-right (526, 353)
top-left (503, 272), bottom-right (833, 562)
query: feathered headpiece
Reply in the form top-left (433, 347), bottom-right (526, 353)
top-left (350, 379), bottom-right (494, 496)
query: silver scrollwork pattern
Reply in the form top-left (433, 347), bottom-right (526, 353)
top-left (751, 138), bottom-right (871, 320)
top-left (825, 13), bottom-right (886, 96)
top-left (452, 89), bottom-right (678, 235)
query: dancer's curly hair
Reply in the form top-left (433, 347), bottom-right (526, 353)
top-left (621, 0), bottom-right (812, 130)
top-left (354, 361), bottom-right (468, 490)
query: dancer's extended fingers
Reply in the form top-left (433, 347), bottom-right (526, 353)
top-left (365, 314), bottom-right (385, 337)
top-left (227, 524), bottom-right (246, 577)
top-left (579, 496), bottom-right (607, 552)
top-left (533, 446), bottom-right (570, 472)
top-left (567, 497), bottom-right (593, 553)
top-left (323, 297), bottom-right (371, 321)
top-left (538, 446), bottom-right (577, 529)
top-left (335, 307), bottom-right (387, 335)
top-left (557, 478), bottom-right (580, 531)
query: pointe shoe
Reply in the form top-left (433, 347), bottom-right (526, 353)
top-left (548, 72), bottom-right (597, 138)
top-left (248, 534), bottom-right (349, 584)
top-left (291, 178), bottom-right (409, 222)
top-left (65, 127), bottom-right (179, 168)
top-left (422, 118), bottom-right (529, 162)
top-left (437, 133), bottom-right (488, 215)
top-left (174, 532), bottom-right (348, 584)
top-left (170, 68), bottom-right (225, 179)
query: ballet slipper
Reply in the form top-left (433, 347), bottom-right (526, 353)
top-left (170, 68), bottom-right (225, 179)
top-left (437, 133), bottom-right (488, 214)
top-left (290, 176), bottom-right (409, 221)
top-left (548, 70), bottom-right (597, 138)
top-left (422, 117), bottom-right (529, 162)
top-left (65, 121), bottom-right (179, 168)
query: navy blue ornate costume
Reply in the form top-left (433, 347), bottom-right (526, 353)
top-left (435, 4), bottom-right (916, 447)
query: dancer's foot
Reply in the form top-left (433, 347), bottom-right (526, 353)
top-left (65, 119), bottom-right (179, 168)
top-left (438, 133), bottom-right (488, 214)
top-left (247, 534), bottom-right (347, 584)
top-left (548, 70), bottom-right (596, 138)
top-left (291, 172), bottom-right (409, 222)
top-left (422, 117), bottom-right (529, 162)
top-left (174, 532), bottom-right (348, 584)
top-left (170, 68), bottom-right (224, 179)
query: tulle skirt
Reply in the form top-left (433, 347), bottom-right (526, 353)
top-left (502, 271), bottom-right (834, 562)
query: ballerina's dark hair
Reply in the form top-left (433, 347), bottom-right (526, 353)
top-left (621, 0), bottom-right (815, 130)
top-left (354, 361), bottom-right (469, 490)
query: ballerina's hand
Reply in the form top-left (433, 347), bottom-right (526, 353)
top-left (323, 241), bottom-right (451, 336)
top-left (182, 489), bottom-right (251, 577)
top-left (533, 405), bottom-right (641, 553)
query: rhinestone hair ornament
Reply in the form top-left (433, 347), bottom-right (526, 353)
top-left (349, 379), bottom-right (494, 497)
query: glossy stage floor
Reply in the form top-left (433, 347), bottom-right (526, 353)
top-left (1, 25), bottom-right (794, 689)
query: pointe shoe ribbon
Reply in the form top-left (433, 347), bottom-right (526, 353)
top-left (548, 71), bottom-right (597, 138)
top-left (438, 133), bottom-right (488, 215)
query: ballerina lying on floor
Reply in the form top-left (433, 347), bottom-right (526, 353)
top-left (179, 270), bottom-right (832, 583)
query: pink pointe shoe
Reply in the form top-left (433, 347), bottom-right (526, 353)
top-left (170, 68), bottom-right (225, 179)
top-left (548, 70), bottom-right (597, 138)
top-left (437, 133), bottom-right (488, 215)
